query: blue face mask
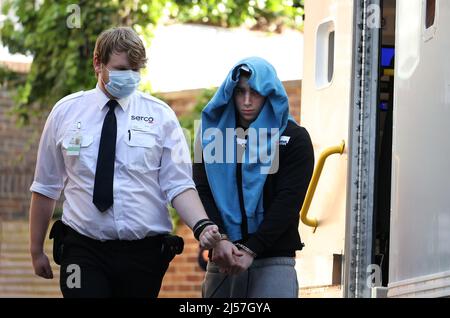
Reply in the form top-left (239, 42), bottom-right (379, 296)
top-left (103, 66), bottom-right (141, 99)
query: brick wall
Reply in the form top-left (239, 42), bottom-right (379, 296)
top-left (0, 89), bottom-right (44, 220)
top-left (159, 222), bottom-right (205, 298)
top-left (284, 80), bottom-right (302, 123)
top-left (0, 61), bottom-right (31, 73)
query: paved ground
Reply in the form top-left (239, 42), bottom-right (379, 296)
top-left (0, 221), bottom-right (61, 297)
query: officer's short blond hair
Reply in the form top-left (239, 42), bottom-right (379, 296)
top-left (94, 26), bottom-right (147, 69)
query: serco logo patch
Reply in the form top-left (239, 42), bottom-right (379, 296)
top-left (131, 115), bottom-right (154, 123)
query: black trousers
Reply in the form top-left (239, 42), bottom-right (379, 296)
top-left (59, 226), bottom-right (170, 298)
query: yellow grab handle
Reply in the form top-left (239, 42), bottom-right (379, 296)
top-left (300, 140), bottom-right (345, 233)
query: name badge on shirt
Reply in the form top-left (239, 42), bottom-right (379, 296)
top-left (67, 133), bottom-right (82, 156)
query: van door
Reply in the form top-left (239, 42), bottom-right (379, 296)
top-left (388, 0), bottom-right (450, 297)
top-left (298, 0), bottom-right (356, 297)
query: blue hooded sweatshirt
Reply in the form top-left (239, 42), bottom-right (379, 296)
top-left (201, 57), bottom-right (293, 241)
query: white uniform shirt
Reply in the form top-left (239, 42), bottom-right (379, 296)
top-left (30, 86), bottom-right (194, 240)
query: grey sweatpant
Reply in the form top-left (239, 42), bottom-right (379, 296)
top-left (202, 257), bottom-right (298, 298)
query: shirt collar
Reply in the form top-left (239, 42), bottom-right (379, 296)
top-left (95, 84), bottom-right (132, 111)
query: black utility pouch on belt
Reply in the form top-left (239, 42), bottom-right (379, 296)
top-left (161, 234), bottom-right (184, 262)
top-left (49, 219), bottom-right (66, 265)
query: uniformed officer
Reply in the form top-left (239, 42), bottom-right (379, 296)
top-left (29, 26), bottom-right (221, 298)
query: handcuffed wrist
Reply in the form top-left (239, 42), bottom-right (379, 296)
top-left (235, 243), bottom-right (257, 258)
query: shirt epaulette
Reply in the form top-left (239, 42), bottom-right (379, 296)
top-left (138, 92), bottom-right (172, 112)
top-left (53, 91), bottom-right (85, 110)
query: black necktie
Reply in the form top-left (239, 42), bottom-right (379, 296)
top-left (93, 100), bottom-right (118, 212)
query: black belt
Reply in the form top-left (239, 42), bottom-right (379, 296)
top-left (64, 223), bottom-right (164, 250)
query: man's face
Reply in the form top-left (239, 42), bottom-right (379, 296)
top-left (93, 51), bottom-right (138, 96)
top-left (234, 76), bottom-right (266, 127)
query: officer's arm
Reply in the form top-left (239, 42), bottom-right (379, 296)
top-left (172, 189), bottom-right (207, 229)
top-left (172, 189), bottom-right (221, 249)
top-left (29, 192), bottom-right (56, 257)
top-left (29, 192), bottom-right (56, 279)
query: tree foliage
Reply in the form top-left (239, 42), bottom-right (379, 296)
top-left (178, 87), bottom-right (217, 154)
top-left (0, 0), bottom-right (304, 124)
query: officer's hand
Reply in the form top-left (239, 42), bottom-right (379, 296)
top-left (31, 252), bottom-right (54, 279)
top-left (199, 225), bottom-right (221, 249)
top-left (212, 240), bottom-right (243, 270)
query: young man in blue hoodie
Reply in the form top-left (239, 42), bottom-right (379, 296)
top-left (193, 57), bottom-right (315, 298)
